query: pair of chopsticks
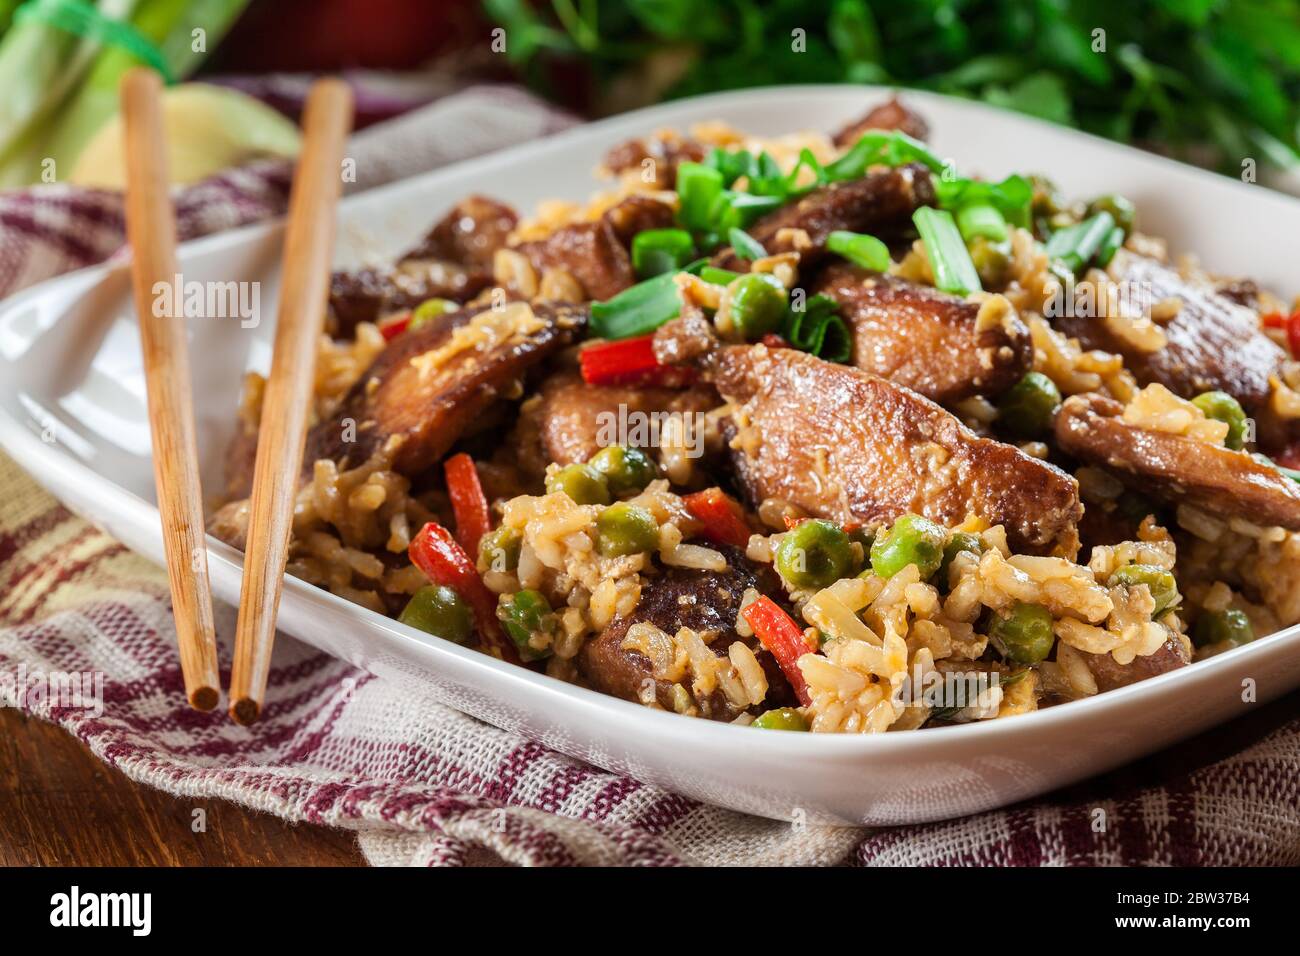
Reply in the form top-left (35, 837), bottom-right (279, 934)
top-left (121, 68), bottom-right (353, 723)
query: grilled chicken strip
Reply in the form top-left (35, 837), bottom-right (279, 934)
top-left (1054, 392), bottom-right (1300, 530)
top-left (831, 96), bottom-right (931, 147)
top-left (1053, 251), bottom-right (1288, 421)
top-left (1077, 636), bottom-right (1191, 694)
top-left (516, 369), bottom-right (718, 475)
top-left (579, 547), bottom-right (795, 719)
top-left (327, 195), bottom-right (517, 334)
top-left (304, 301), bottom-right (586, 475)
top-left (712, 164), bottom-right (934, 271)
top-left (812, 265), bottom-right (1033, 403)
top-left (514, 196), bottom-right (675, 302)
top-left (602, 132), bottom-right (706, 189)
top-left (654, 327), bottom-right (1083, 554)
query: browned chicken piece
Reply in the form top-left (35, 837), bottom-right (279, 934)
top-left (522, 369), bottom-right (718, 471)
top-left (404, 194), bottom-right (519, 269)
top-left (712, 163), bottom-right (934, 271)
top-left (578, 548), bottom-right (795, 719)
top-left (658, 331), bottom-right (1082, 554)
top-left (1053, 252), bottom-right (1287, 418)
top-left (831, 96), bottom-right (931, 147)
top-left (602, 132), bottom-right (707, 188)
top-left (602, 195), bottom-right (676, 246)
top-left (304, 301), bottom-right (586, 475)
top-left (1078, 635), bottom-right (1191, 693)
top-left (515, 219), bottom-right (636, 301)
top-left (328, 261), bottom-right (491, 335)
top-left (327, 196), bottom-right (518, 335)
top-left (812, 265), bottom-right (1033, 403)
top-left (1054, 392), bottom-right (1300, 530)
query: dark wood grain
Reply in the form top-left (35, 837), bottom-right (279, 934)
top-left (0, 709), bottom-right (364, 866)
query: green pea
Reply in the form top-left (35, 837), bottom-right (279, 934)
top-left (589, 445), bottom-right (659, 494)
top-left (752, 707), bottom-right (809, 731)
top-left (1192, 390), bottom-right (1248, 450)
top-left (968, 236), bottom-right (1011, 288)
top-left (546, 463), bottom-right (611, 505)
top-left (498, 589), bottom-right (555, 660)
top-left (399, 585), bottom-right (473, 643)
top-left (940, 531), bottom-right (984, 579)
top-left (776, 519), bottom-right (855, 589)
top-left (1190, 608), bottom-right (1254, 649)
top-left (727, 272), bottom-right (787, 340)
top-left (989, 602), bottom-right (1055, 664)
top-left (410, 297), bottom-right (457, 330)
top-left (1108, 564), bottom-right (1180, 616)
top-left (478, 526), bottom-right (521, 573)
top-left (870, 514), bottom-right (946, 580)
top-left (1086, 194), bottom-right (1136, 234)
top-left (595, 503), bottom-right (660, 557)
top-left (997, 371), bottom-right (1062, 438)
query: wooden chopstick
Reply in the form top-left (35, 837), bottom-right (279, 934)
top-left (120, 68), bottom-right (221, 712)
top-left (229, 79), bottom-right (353, 725)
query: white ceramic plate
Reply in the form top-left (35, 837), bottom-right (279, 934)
top-left (3, 86), bottom-right (1298, 826)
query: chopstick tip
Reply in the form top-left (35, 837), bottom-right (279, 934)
top-left (229, 697), bottom-right (261, 726)
top-left (190, 686), bottom-right (220, 712)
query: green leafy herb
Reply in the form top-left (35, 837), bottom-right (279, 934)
top-left (485, 1), bottom-right (1300, 179)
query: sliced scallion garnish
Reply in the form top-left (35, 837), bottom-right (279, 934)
top-left (826, 230), bottom-right (891, 271)
top-left (913, 207), bottom-right (982, 296)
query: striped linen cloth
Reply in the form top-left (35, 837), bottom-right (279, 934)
top-left (1, 83), bottom-right (1298, 867)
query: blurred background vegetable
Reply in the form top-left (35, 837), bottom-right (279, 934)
top-left (483, 0), bottom-right (1300, 177)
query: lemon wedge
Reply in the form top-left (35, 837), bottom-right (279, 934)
top-left (69, 83), bottom-right (302, 189)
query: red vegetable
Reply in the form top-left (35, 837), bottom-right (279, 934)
top-left (579, 334), bottom-right (697, 387)
top-left (742, 596), bottom-right (813, 706)
top-left (1275, 442), bottom-right (1300, 470)
top-left (377, 311), bottom-right (411, 341)
top-left (1261, 311), bottom-right (1285, 329)
top-left (683, 488), bottom-right (753, 547)
top-left (760, 333), bottom-right (791, 349)
top-left (409, 521), bottom-right (519, 663)
top-left (444, 453), bottom-right (492, 556)
top-left (1287, 310), bottom-right (1300, 358)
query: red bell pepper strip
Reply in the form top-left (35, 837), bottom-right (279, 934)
top-left (579, 334), bottom-right (697, 387)
top-left (409, 521), bottom-right (519, 664)
top-left (1261, 311), bottom-right (1285, 329)
top-left (377, 311), bottom-right (412, 341)
top-left (742, 596), bottom-right (813, 706)
top-left (444, 453), bottom-right (492, 557)
top-left (760, 332), bottom-right (791, 349)
top-left (1287, 310), bottom-right (1300, 358)
top-left (683, 487), bottom-right (753, 547)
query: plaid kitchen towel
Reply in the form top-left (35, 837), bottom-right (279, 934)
top-left (2, 82), bottom-right (1299, 867)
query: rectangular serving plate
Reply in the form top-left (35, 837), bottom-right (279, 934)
top-left (2, 85), bottom-right (1298, 826)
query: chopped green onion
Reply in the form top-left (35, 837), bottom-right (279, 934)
top-left (1045, 211), bottom-right (1116, 273)
top-left (1096, 225), bottom-right (1126, 267)
top-left (631, 228), bottom-right (696, 278)
top-left (699, 266), bottom-right (741, 286)
top-left (936, 174), bottom-right (1033, 229)
top-left (955, 203), bottom-right (1008, 243)
top-left (727, 227), bottom-right (767, 262)
top-left (824, 130), bottom-right (945, 180)
top-left (783, 293), bottom-right (852, 362)
top-left (712, 191), bottom-right (784, 232)
top-left (676, 162), bottom-right (724, 230)
top-left (913, 207), bottom-right (983, 296)
top-left (826, 230), bottom-right (891, 271)
top-left (589, 258), bottom-right (706, 340)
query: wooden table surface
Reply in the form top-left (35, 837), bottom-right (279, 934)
top-left (0, 708), bottom-right (364, 866)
